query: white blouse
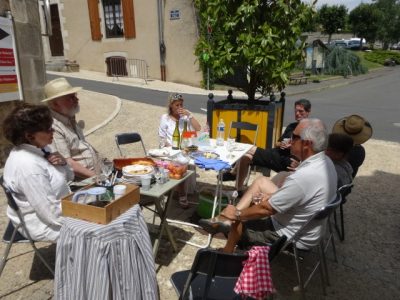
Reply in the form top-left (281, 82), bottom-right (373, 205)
top-left (158, 114), bottom-right (193, 145)
top-left (3, 144), bottom-right (74, 242)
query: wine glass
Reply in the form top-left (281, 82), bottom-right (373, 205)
top-left (159, 137), bottom-right (166, 149)
top-left (225, 137), bottom-right (236, 159)
top-left (96, 159), bottom-right (114, 186)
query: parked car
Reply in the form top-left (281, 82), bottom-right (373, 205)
top-left (390, 43), bottom-right (400, 50)
top-left (331, 40), bottom-right (348, 48)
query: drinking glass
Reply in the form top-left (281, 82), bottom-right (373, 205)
top-left (159, 137), bottom-right (166, 149)
top-left (96, 159), bottom-right (114, 186)
top-left (101, 159), bottom-right (114, 178)
top-left (251, 192), bottom-right (265, 205)
top-left (226, 137), bottom-right (236, 159)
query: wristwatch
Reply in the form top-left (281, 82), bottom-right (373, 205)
top-left (235, 209), bottom-right (242, 221)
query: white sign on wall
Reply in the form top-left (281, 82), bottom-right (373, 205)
top-left (0, 16), bottom-right (22, 102)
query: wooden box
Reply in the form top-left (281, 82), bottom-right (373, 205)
top-left (62, 184), bottom-right (140, 224)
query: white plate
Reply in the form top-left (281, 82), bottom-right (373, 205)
top-left (148, 148), bottom-right (170, 157)
top-left (122, 165), bottom-right (154, 178)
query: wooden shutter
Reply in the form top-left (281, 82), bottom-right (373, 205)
top-left (87, 0), bottom-right (102, 41)
top-left (122, 0), bottom-right (136, 39)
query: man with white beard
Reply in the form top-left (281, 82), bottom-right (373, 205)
top-left (42, 78), bottom-right (99, 180)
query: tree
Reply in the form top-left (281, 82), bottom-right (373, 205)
top-left (194, 0), bottom-right (315, 101)
top-left (349, 3), bottom-right (382, 49)
top-left (373, 0), bottom-right (400, 49)
top-left (318, 4), bottom-right (347, 44)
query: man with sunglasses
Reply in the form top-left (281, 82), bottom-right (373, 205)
top-left (223, 99), bottom-right (312, 192)
top-left (199, 118), bottom-right (337, 252)
top-left (42, 78), bottom-right (99, 180)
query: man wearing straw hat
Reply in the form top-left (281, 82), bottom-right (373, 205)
top-left (42, 78), bottom-right (99, 179)
top-left (332, 114), bottom-right (373, 177)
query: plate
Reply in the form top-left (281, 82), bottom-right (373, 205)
top-left (120, 175), bottom-right (156, 186)
top-left (190, 151), bottom-right (220, 160)
top-left (122, 164), bottom-right (154, 178)
top-left (148, 148), bottom-right (170, 157)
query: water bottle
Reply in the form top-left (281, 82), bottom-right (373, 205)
top-left (216, 118), bottom-right (225, 146)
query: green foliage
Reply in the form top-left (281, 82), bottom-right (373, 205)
top-left (318, 4), bottom-right (347, 43)
top-left (364, 50), bottom-right (400, 65)
top-left (374, 0), bottom-right (400, 49)
top-left (349, 3), bottom-right (382, 46)
top-left (194, 0), bottom-right (315, 100)
top-left (324, 47), bottom-right (368, 77)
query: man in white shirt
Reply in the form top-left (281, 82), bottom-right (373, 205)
top-left (200, 118), bottom-right (337, 252)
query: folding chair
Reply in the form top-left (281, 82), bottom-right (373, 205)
top-left (285, 192), bottom-right (342, 300)
top-left (170, 235), bottom-right (287, 300)
top-left (333, 183), bottom-right (354, 241)
top-left (228, 121), bottom-right (259, 146)
top-left (0, 176), bottom-right (54, 277)
top-left (115, 132), bottom-right (147, 157)
top-left (226, 121), bottom-right (270, 186)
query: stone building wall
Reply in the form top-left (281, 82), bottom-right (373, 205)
top-left (0, 0), bottom-right (46, 166)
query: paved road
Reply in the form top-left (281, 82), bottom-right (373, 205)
top-left (47, 74), bottom-right (227, 114)
top-left (49, 68), bottom-right (400, 143)
top-left (282, 67), bottom-right (400, 143)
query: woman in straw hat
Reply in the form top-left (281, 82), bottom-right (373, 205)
top-left (332, 114), bottom-right (373, 177)
top-left (2, 104), bottom-right (74, 242)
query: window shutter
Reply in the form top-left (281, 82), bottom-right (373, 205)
top-left (122, 0), bottom-right (136, 39)
top-left (87, 0), bottom-right (102, 41)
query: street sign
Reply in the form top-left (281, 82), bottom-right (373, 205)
top-left (0, 16), bottom-right (22, 102)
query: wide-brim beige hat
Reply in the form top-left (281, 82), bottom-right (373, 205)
top-left (332, 114), bottom-right (373, 144)
top-left (41, 78), bottom-right (82, 102)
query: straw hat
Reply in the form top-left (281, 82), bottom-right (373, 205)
top-left (332, 115), bottom-right (372, 144)
top-left (41, 78), bottom-right (82, 102)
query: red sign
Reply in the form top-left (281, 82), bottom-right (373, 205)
top-left (0, 74), bottom-right (17, 83)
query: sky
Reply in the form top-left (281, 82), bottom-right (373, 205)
top-left (312, 0), bottom-right (373, 11)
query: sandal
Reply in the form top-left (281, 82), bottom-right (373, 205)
top-left (179, 196), bottom-right (189, 209)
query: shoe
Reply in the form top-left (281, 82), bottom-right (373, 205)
top-left (221, 172), bottom-right (237, 181)
top-left (179, 196), bottom-right (189, 209)
top-left (2, 221), bottom-right (29, 243)
top-left (199, 217), bottom-right (232, 235)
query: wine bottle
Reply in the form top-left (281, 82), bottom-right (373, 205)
top-left (172, 120), bottom-right (180, 150)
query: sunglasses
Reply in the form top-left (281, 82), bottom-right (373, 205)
top-left (172, 94), bottom-right (183, 100)
top-left (41, 127), bottom-right (54, 133)
top-left (291, 133), bottom-right (302, 141)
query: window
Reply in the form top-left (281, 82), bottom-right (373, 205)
top-left (102, 0), bottom-right (124, 38)
top-left (87, 0), bottom-right (135, 41)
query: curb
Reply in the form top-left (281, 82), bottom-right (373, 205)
top-left (83, 94), bottom-right (122, 137)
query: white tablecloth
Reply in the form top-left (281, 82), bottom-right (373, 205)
top-left (54, 205), bottom-right (158, 300)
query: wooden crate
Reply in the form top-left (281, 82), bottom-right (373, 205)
top-left (62, 184), bottom-right (140, 224)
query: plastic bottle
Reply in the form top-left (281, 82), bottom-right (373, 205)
top-left (172, 120), bottom-right (180, 150)
top-left (216, 118), bottom-right (225, 146)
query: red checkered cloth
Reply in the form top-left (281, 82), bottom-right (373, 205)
top-left (234, 246), bottom-right (275, 299)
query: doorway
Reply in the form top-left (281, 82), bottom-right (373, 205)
top-left (48, 4), bottom-right (64, 57)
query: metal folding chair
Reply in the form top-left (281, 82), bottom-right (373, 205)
top-left (284, 192), bottom-right (342, 300)
top-left (226, 121), bottom-right (269, 186)
top-left (0, 176), bottom-right (54, 277)
top-left (115, 132), bottom-right (147, 157)
top-left (333, 183), bottom-right (354, 241)
top-left (170, 235), bottom-right (287, 300)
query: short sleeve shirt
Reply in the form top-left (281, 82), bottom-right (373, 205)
top-left (49, 110), bottom-right (98, 171)
top-left (269, 152), bottom-right (338, 249)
